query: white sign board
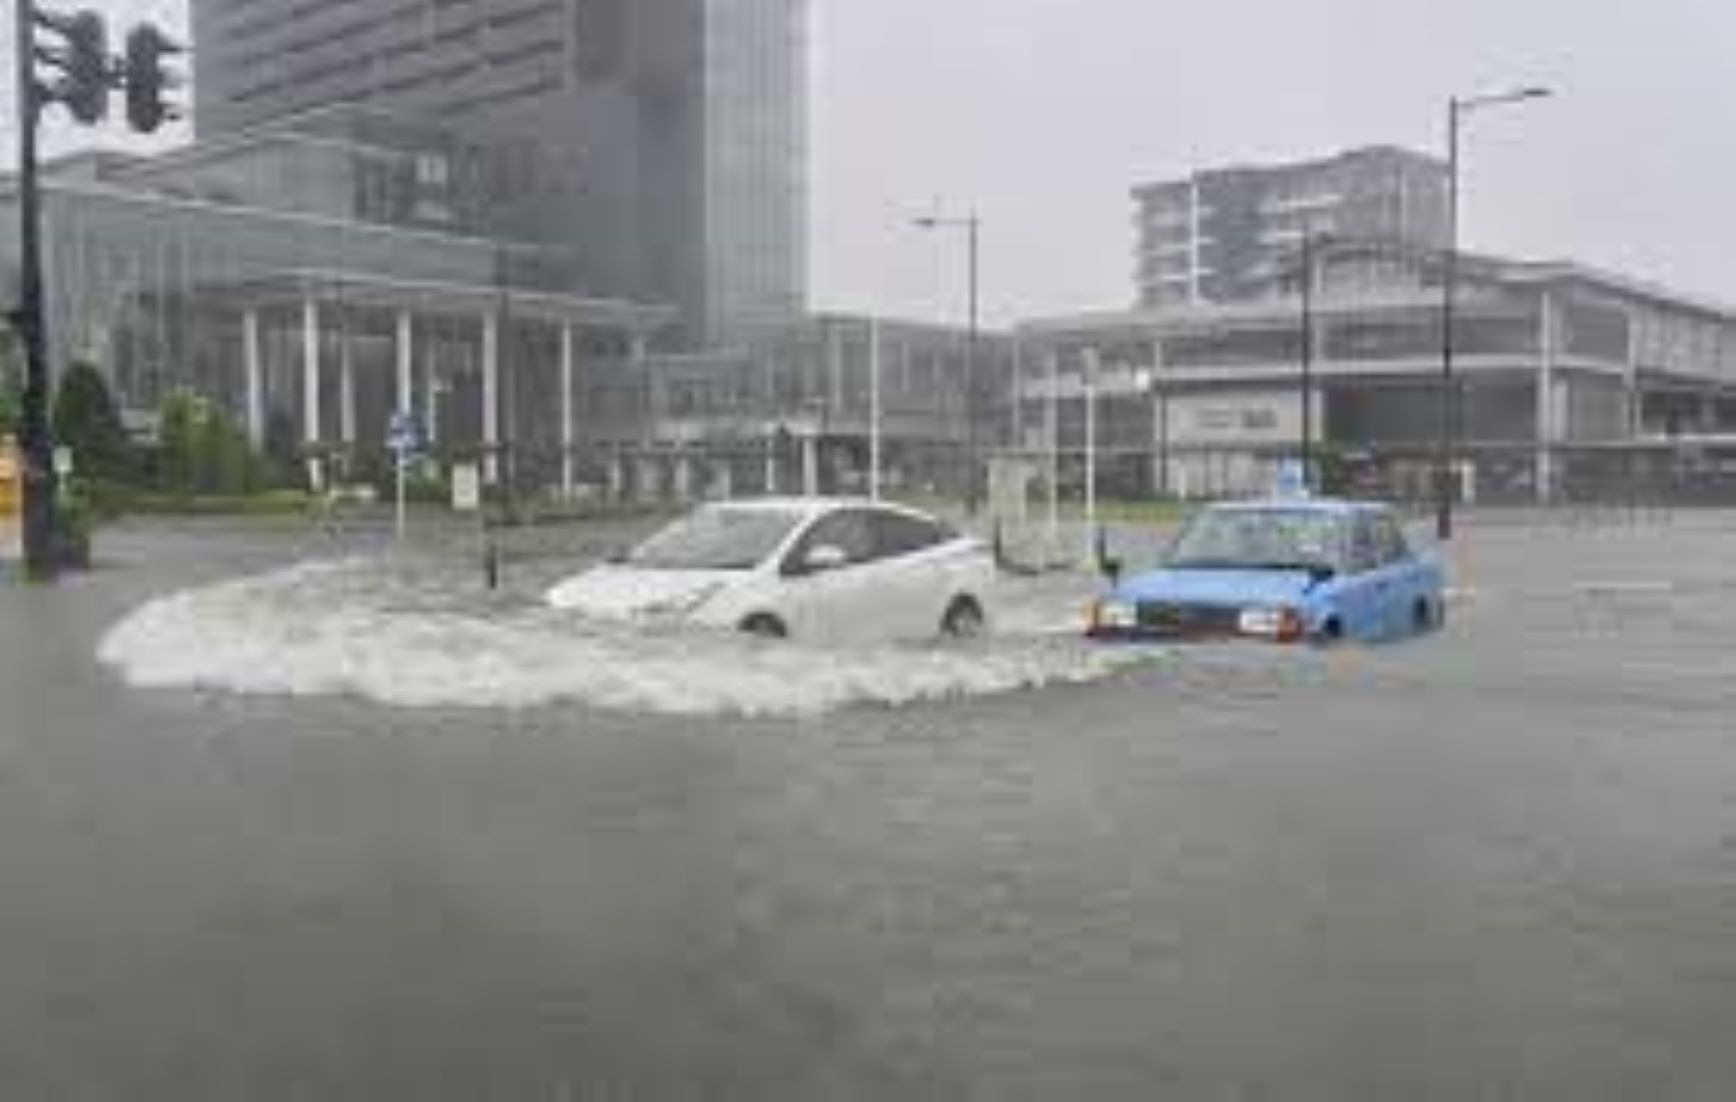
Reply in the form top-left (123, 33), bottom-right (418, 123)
top-left (1166, 391), bottom-right (1320, 447)
top-left (451, 463), bottom-right (482, 512)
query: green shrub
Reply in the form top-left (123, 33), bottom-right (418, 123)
top-left (54, 478), bottom-right (94, 570)
top-left (153, 390), bottom-right (266, 498)
top-left (53, 363), bottom-right (138, 487)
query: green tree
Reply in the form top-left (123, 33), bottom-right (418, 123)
top-left (0, 383), bottom-right (18, 439)
top-left (198, 402), bottom-right (261, 495)
top-left (52, 362), bottom-right (136, 484)
top-left (156, 390), bottom-right (265, 497)
top-left (0, 330), bottom-right (20, 438)
top-left (156, 390), bottom-right (202, 494)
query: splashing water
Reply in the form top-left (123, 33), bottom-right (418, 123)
top-left (96, 556), bottom-right (1150, 717)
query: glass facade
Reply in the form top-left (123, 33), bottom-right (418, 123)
top-left (703, 0), bottom-right (809, 345)
top-left (190, 0), bottom-right (810, 351)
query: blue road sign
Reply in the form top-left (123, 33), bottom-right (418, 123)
top-left (388, 411), bottom-right (420, 456)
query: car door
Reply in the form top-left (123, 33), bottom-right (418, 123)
top-left (1369, 511), bottom-right (1431, 636)
top-left (776, 509), bottom-right (883, 643)
top-left (865, 508), bottom-right (955, 637)
top-left (1337, 514), bottom-right (1387, 640)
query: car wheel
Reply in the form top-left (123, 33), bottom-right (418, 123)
top-left (1415, 597), bottom-right (1443, 634)
top-left (941, 597), bottom-right (986, 639)
top-left (1315, 617), bottom-right (1344, 646)
top-left (740, 614), bottom-right (788, 640)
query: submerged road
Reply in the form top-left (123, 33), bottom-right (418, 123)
top-left (1, 510), bottom-right (1734, 1099)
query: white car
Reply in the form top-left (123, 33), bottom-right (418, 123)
top-left (545, 498), bottom-right (997, 643)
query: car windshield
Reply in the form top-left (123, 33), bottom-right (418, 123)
top-left (1167, 509), bottom-right (1347, 574)
top-left (627, 507), bottom-right (805, 571)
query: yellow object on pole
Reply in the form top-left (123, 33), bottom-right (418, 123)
top-left (0, 436), bottom-right (23, 564)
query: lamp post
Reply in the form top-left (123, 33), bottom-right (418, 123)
top-left (12, 0), bottom-right (56, 579)
top-left (915, 211), bottom-right (981, 514)
top-left (1439, 86), bottom-right (1551, 541)
top-left (1299, 228), bottom-right (1318, 490)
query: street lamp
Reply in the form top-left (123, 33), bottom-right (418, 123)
top-left (915, 211), bottom-right (982, 514)
top-left (1298, 227), bottom-right (1322, 490)
top-left (1439, 85), bottom-right (1552, 541)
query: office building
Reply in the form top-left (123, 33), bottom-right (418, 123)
top-left (1, 116), bottom-right (1004, 505)
top-left (189, 0), bottom-right (808, 346)
top-left (1135, 146), bottom-right (1448, 308)
top-left (1019, 239), bottom-right (1736, 503)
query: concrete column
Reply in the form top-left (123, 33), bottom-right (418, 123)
top-left (1536, 292), bottom-right (1559, 504)
top-left (301, 299), bottom-right (321, 444)
top-left (607, 453), bottom-right (625, 502)
top-left (674, 454), bottom-right (695, 501)
top-left (765, 441), bottom-right (779, 496)
top-left (631, 333), bottom-right (655, 441)
top-left (1151, 339), bottom-right (1169, 498)
top-left (802, 433), bottom-right (819, 497)
top-left (638, 457), bottom-right (662, 503)
top-left (395, 311), bottom-right (414, 417)
top-left (338, 330), bottom-right (357, 448)
top-left (713, 460), bottom-right (734, 501)
top-left (560, 324), bottom-right (577, 500)
top-left (243, 308), bottom-right (265, 448)
top-left (1153, 388), bottom-right (1170, 499)
top-left (482, 312), bottom-right (501, 483)
top-left (301, 298), bottom-right (324, 491)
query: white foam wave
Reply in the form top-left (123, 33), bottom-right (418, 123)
top-left (97, 557), bottom-right (1147, 717)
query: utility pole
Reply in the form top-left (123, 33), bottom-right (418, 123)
top-left (1082, 348), bottom-right (1100, 565)
top-left (1300, 227), bottom-right (1316, 490)
top-left (12, 0), bottom-right (56, 579)
top-left (868, 318), bottom-right (882, 501)
top-left (1437, 98), bottom-right (1461, 542)
top-left (1439, 85), bottom-right (1552, 541)
top-left (9, 5), bottom-right (182, 580)
top-left (914, 209), bottom-right (982, 514)
top-left (965, 213), bottom-right (980, 516)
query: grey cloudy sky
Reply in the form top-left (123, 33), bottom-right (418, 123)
top-left (813, 0), bottom-right (1736, 323)
top-left (8, 1), bottom-right (1736, 325)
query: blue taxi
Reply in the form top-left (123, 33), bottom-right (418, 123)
top-left (1087, 499), bottom-right (1445, 645)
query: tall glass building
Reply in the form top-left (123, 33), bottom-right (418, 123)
top-left (189, 0), bottom-right (808, 348)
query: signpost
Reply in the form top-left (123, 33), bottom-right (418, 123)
top-left (450, 462), bottom-right (481, 513)
top-left (449, 460), bottom-right (496, 589)
top-left (387, 410), bottom-right (420, 541)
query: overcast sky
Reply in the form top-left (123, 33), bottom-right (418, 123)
top-left (8, 1), bottom-right (1736, 325)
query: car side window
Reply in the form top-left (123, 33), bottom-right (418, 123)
top-left (1347, 517), bottom-right (1381, 575)
top-left (869, 510), bottom-right (946, 560)
top-left (785, 510), bottom-right (875, 573)
top-left (1371, 514), bottom-right (1411, 566)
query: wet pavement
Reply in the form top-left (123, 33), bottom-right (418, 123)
top-left (2, 509), bottom-right (1735, 1099)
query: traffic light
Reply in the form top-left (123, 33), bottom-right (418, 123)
top-left (124, 23), bottom-right (183, 135)
top-left (33, 8), bottom-right (111, 124)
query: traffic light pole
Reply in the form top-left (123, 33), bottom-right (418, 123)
top-left (12, 0), bottom-right (60, 580)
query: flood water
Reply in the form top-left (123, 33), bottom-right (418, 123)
top-left (2, 509), bottom-right (1734, 1099)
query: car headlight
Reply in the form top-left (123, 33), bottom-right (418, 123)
top-left (1238, 606), bottom-right (1304, 642)
top-left (1092, 599), bottom-right (1139, 632)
